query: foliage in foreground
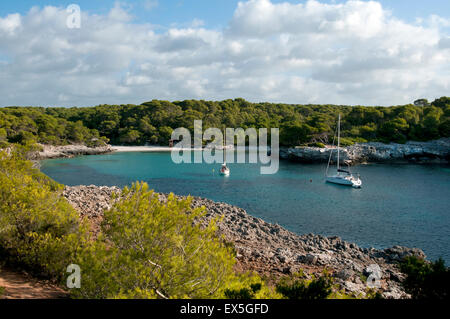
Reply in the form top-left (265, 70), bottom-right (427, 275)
top-left (400, 256), bottom-right (450, 299)
top-left (0, 146), bottom-right (89, 279)
top-left (0, 149), bottom-right (280, 299)
top-left (73, 182), bottom-right (243, 299)
top-left (274, 270), bottom-right (383, 299)
top-left (275, 270), bottom-right (334, 299)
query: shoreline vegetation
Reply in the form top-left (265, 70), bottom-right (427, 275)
top-left (3, 97), bottom-right (450, 163)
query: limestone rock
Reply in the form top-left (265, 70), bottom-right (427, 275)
top-left (31, 143), bottom-right (113, 160)
top-left (280, 138), bottom-right (450, 164)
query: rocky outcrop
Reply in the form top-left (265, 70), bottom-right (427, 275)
top-left (30, 144), bottom-right (113, 160)
top-left (63, 185), bottom-right (121, 217)
top-left (280, 138), bottom-right (450, 164)
top-left (63, 185), bottom-right (121, 235)
top-left (63, 185), bottom-right (426, 299)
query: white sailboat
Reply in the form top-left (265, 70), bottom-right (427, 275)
top-left (219, 163), bottom-right (230, 176)
top-left (219, 129), bottom-right (230, 176)
top-left (326, 114), bottom-right (362, 188)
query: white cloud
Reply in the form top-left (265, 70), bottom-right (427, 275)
top-left (0, 0), bottom-right (449, 107)
top-left (0, 13), bottom-right (21, 35)
top-left (143, 0), bottom-right (159, 11)
top-left (428, 14), bottom-right (450, 29)
top-left (190, 18), bottom-right (204, 28)
top-left (108, 2), bottom-right (133, 22)
top-left (227, 0), bottom-right (386, 39)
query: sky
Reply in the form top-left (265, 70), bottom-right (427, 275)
top-left (0, 0), bottom-right (449, 107)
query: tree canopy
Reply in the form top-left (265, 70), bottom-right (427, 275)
top-left (1, 97), bottom-right (449, 147)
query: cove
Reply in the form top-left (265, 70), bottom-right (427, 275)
top-left (40, 151), bottom-right (450, 263)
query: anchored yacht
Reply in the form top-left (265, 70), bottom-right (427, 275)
top-left (325, 114), bottom-right (362, 188)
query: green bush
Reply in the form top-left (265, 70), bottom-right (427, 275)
top-left (399, 256), bottom-right (450, 299)
top-left (222, 274), bottom-right (281, 299)
top-left (0, 146), bottom-right (89, 280)
top-left (275, 270), bottom-right (334, 299)
top-left (72, 182), bottom-right (238, 299)
top-left (337, 137), bottom-right (354, 146)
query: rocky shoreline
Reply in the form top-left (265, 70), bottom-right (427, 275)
top-left (30, 144), bottom-right (113, 160)
top-left (280, 138), bottom-right (450, 165)
top-left (63, 185), bottom-right (426, 299)
top-left (32, 138), bottom-right (450, 166)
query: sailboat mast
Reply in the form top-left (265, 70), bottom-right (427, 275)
top-left (337, 113), bottom-right (340, 171)
top-left (223, 128), bottom-right (226, 164)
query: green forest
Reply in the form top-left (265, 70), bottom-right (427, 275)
top-left (1, 97), bottom-right (449, 148)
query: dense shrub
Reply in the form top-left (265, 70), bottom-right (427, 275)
top-left (275, 271), bottom-right (334, 299)
top-left (223, 274), bottom-right (281, 299)
top-left (0, 146), bottom-right (89, 279)
top-left (72, 182), bottom-right (240, 299)
top-left (400, 256), bottom-right (450, 299)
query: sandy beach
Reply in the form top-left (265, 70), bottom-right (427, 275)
top-left (111, 145), bottom-right (266, 152)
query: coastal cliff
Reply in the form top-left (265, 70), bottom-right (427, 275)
top-left (280, 138), bottom-right (450, 164)
top-left (63, 185), bottom-right (426, 299)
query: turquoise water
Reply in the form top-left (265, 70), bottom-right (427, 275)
top-left (41, 151), bottom-right (450, 263)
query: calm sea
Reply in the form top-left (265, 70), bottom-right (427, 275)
top-left (41, 151), bottom-right (450, 263)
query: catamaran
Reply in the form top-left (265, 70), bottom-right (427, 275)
top-left (325, 114), bottom-right (362, 188)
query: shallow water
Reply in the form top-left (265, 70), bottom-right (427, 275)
top-left (41, 151), bottom-right (450, 263)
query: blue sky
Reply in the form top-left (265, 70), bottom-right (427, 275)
top-left (1, 0), bottom-right (449, 30)
top-left (0, 0), bottom-right (449, 106)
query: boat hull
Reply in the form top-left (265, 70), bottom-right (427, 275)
top-left (326, 176), bottom-right (361, 188)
